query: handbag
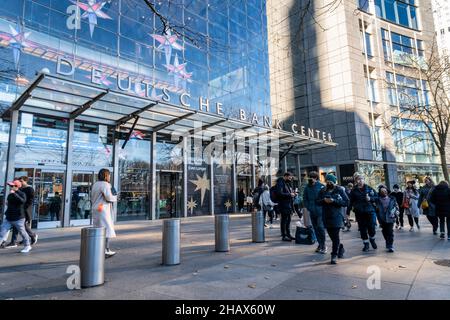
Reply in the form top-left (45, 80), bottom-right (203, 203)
top-left (421, 199), bottom-right (429, 210)
top-left (402, 193), bottom-right (410, 209)
top-left (295, 226), bottom-right (316, 245)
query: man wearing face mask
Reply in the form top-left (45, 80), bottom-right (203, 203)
top-left (317, 174), bottom-right (349, 264)
top-left (349, 173), bottom-right (379, 252)
top-left (303, 171), bottom-right (326, 253)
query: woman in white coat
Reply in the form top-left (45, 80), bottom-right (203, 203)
top-left (91, 168), bottom-right (117, 257)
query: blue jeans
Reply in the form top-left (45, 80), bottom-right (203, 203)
top-left (0, 218), bottom-right (30, 246)
top-left (310, 214), bottom-right (326, 249)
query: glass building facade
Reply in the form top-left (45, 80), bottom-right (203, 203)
top-left (0, 0), bottom-right (334, 229)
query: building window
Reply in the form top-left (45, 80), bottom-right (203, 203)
top-left (358, 0), bottom-right (370, 12)
top-left (386, 71), bottom-right (429, 110)
top-left (381, 28), bottom-right (424, 64)
top-left (362, 31), bottom-right (373, 57)
top-left (376, 0), bottom-right (420, 30)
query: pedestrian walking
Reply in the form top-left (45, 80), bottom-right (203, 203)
top-left (238, 188), bottom-right (245, 213)
top-left (8, 176), bottom-right (37, 247)
top-left (317, 174), bottom-right (348, 264)
top-left (404, 180), bottom-right (420, 231)
top-left (276, 172), bottom-right (296, 241)
top-left (259, 184), bottom-right (276, 228)
top-left (246, 194), bottom-right (253, 213)
top-left (390, 184), bottom-right (405, 230)
top-left (429, 181), bottom-right (450, 240)
top-left (344, 182), bottom-right (353, 231)
top-left (303, 171), bottom-right (326, 253)
top-left (91, 168), bottom-right (117, 258)
top-left (270, 185), bottom-right (279, 221)
top-left (0, 180), bottom-right (31, 253)
top-left (375, 186), bottom-right (399, 252)
top-left (349, 172), bottom-right (378, 252)
top-left (252, 179), bottom-right (265, 218)
top-left (418, 177), bottom-right (438, 235)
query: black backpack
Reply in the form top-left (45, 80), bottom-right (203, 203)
top-left (253, 187), bottom-right (264, 209)
top-left (270, 186), bottom-right (279, 203)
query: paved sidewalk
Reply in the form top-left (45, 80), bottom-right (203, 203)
top-left (1, 214), bottom-right (450, 300)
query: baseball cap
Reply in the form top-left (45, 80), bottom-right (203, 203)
top-left (7, 180), bottom-right (22, 188)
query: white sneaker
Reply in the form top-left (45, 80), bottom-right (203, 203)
top-left (410, 227), bottom-right (414, 232)
top-left (20, 246), bottom-right (32, 253)
top-left (105, 249), bottom-right (116, 257)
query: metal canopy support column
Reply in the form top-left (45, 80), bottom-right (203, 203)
top-left (2, 110), bottom-right (19, 218)
top-left (232, 139), bottom-right (237, 213)
top-left (62, 119), bottom-right (75, 227)
top-left (209, 148), bottom-right (214, 216)
top-left (150, 132), bottom-right (157, 221)
top-left (121, 115), bottom-right (140, 149)
top-left (183, 137), bottom-right (188, 218)
top-left (112, 134), bottom-right (120, 222)
top-left (296, 153), bottom-right (302, 186)
top-left (250, 143), bottom-right (256, 191)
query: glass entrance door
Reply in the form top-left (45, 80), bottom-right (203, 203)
top-left (70, 171), bottom-right (95, 226)
top-left (14, 168), bottom-right (65, 228)
top-left (36, 170), bottom-right (65, 228)
top-left (156, 171), bottom-right (182, 219)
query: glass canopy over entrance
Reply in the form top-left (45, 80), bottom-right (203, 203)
top-left (1, 73), bottom-right (336, 228)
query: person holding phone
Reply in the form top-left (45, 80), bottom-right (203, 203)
top-left (349, 173), bottom-right (379, 252)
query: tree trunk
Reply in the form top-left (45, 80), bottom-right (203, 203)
top-left (439, 149), bottom-right (450, 182)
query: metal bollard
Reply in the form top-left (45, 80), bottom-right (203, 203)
top-left (215, 214), bottom-right (230, 252)
top-left (252, 211), bottom-right (265, 243)
top-left (162, 219), bottom-right (180, 265)
top-left (79, 227), bottom-right (105, 288)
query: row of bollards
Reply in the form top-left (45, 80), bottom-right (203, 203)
top-left (78, 211), bottom-right (265, 288)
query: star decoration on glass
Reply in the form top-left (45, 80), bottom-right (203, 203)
top-left (224, 199), bottom-right (232, 211)
top-left (0, 24), bottom-right (34, 68)
top-left (70, 0), bottom-right (112, 37)
top-left (216, 154), bottom-right (232, 174)
top-left (187, 197), bottom-right (197, 215)
top-left (189, 172), bottom-right (210, 206)
top-left (151, 28), bottom-right (184, 66)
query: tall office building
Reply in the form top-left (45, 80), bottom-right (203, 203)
top-left (267, 0), bottom-right (440, 187)
top-left (432, 0), bottom-right (450, 56)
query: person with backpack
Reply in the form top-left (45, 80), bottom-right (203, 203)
top-left (429, 181), bottom-right (450, 240)
top-left (349, 172), bottom-right (378, 252)
top-left (303, 171), bottom-right (326, 253)
top-left (276, 172), bottom-right (296, 241)
top-left (344, 182), bottom-right (353, 231)
top-left (418, 177), bottom-right (438, 235)
top-left (270, 185), bottom-right (279, 221)
top-left (259, 184), bottom-right (277, 228)
top-left (375, 186), bottom-right (399, 252)
top-left (404, 180), bottom-right (420, 231)
top-left (317, 174), bottom-right (348, 264)
top-left (252, 179), bottom-right (265, 214)
top-left (390, 184), bottom-right (404, 230)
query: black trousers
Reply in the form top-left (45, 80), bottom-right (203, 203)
top-left (396, 208), bottom-right (404, 227)
top-left (439, 216), bottom-right (450, 234)
top-left (407, 215), bottom-right (419, 228)
top-left (11, 218), bottom-right (35, 243)
top-left (326, 227), bottom-right (341, 256)
top-left (356, 213), bottom-right (376, 241)
top-left (264, 210), bottom-right (274, 224)
top-left (426, 215), bottom-right (438, 232)
top-left (379, 221), bottom-right (394, 248)
top-left (280, 209), bottom-right (292, 237)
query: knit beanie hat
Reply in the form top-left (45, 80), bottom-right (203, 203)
top-left (325, 173), bottom-right (337, 184)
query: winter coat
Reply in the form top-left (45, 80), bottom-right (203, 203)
top-left (276, 178), bottom-right (294, 212)
top-left (5, 190), bottom-right (26, 221)
top-left (317, 186), bottom-right (349, 228)
top-left (303, 182), bottom-right (325, 217)
top-left (430, 184), bottom-right (450, 218)
top-left (91, 181), bottom-right (117, 238)
top-left (418, 185), bottom-right (435, 216)
top-left (376, 195), bottom-right (399, 224)
top-left (404, 188), bottom-right (420, 218)
top-left (259, 190), bottom-right (276, 211)
top-left (20, 186), bottom-right (34, 221)
top-left (390, 191), bottom-right (404, 210)
top-left (252, 186), bottom-right (264, 211)
top-left (349, 185), bottom-right (378, 217)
